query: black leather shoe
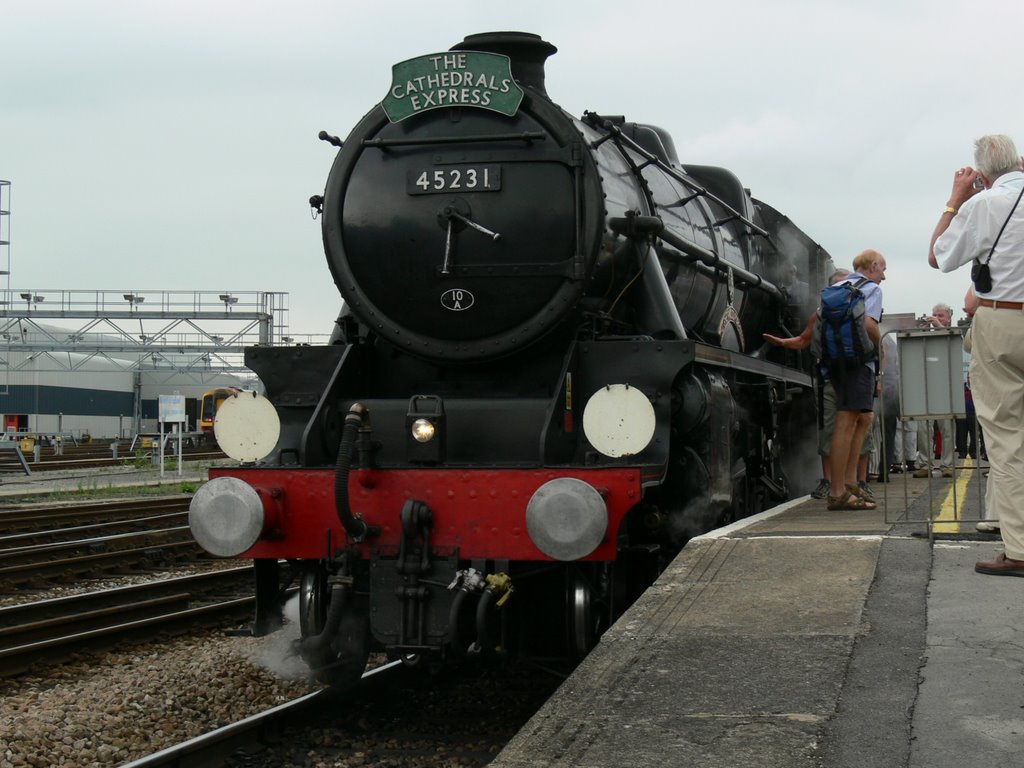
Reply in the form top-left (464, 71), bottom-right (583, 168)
top-left (975, 552), bottom-right (1024, 577)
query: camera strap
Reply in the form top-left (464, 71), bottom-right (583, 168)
top-left (975, 181), bottom-right (1024, 268)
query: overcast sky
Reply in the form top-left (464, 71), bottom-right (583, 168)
top-left (4, 0), bottom-right (1023, 335)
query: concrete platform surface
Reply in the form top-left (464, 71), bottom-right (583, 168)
top-left (493, 470), bottom-right (1023, 767)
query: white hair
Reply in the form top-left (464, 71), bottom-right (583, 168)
top-left (974, 135), bottom-right (1021, 178)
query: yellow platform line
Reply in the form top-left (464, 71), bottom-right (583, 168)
top-left (932, 459), bottom-right (977, 534)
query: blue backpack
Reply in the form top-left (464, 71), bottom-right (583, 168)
top-left (810, 276), bottom-right (876, 369)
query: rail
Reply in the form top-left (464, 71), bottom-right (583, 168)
top-left (118, 661), bottom-right (405, 768)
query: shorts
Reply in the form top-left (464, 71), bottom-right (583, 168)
top-left (818, 379), bottom-right (873, 456)
top-left (832, 365), bottom-right (876, 413)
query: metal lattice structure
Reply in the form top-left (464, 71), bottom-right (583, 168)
top-left (0, 182), bottom-right (10, 395)
top-left (0, 289), bottom-right (296, 376)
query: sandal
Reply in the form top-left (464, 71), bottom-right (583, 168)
top-left (846, 483), bottom-right (876, 504)
top-left (827, 490), bottom-right (877, 511)
top-left (842, 494), bottom-right (876, 510)
top-left (827, 491), bottom-right (851, 511)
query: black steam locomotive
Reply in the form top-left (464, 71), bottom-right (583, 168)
top-left (189, 31), bottom-right (832, 685)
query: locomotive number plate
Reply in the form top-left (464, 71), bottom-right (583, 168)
top-left (407, 165), bottom-right (501, 195)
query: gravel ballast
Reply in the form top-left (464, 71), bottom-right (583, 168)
top-left (0, 629), bottom-right (312, 767)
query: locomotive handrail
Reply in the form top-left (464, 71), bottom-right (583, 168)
top-left (362, 131), bottom-right (547, 148)
top-left (656, 225), bottom-right (783, 302)
top-left (582, 112), bottom-right (770, 240)
top-left (608, 214), bottom-right (783, 302)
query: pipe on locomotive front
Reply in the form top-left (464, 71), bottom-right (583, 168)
top-left (334, 403), bottom-right (370, 541)
top-left (467, 588), bottom-right (497, 655)
top-left (446, 588), bottom-right (469, 656)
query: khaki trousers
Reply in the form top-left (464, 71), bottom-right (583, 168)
top-left (969, 307), bottom-right (1024, 559)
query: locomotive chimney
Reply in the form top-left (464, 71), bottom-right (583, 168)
top-left (451, 31), bottom-right (557, 97)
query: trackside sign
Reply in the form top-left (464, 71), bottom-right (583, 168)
top-left (158, 394), bottom-right (186, 423)
top-left (382, 51), bottom-right (523, 122)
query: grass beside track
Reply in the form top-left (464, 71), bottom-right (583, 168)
top-left (0, 480), bottom-right (203, 505)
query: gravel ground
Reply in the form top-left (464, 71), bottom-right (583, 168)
top-left (0, 627), bottom-right (314, 768)
top-left (0, 622), bottom-right (561, 768)
top-left (0, 480), bottom-right (322, 767)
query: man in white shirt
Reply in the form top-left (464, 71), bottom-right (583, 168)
top-left (929, 134), bottom-right (1024, 576)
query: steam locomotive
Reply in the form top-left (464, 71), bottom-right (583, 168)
top-left (189, 31), bottom-right (833, 685)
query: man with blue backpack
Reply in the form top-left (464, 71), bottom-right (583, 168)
top-left (765, 248), bottom-right (887, 510)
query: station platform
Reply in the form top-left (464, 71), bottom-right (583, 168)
top-left (492, 464), bottom-right (1019, 768)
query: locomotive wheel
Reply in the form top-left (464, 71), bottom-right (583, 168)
top-left (298, 565), bottom-right (327, 639)
top-left (298, 563), bottom-right (370, 687)
top-left (567, 568), bottom-right (598, 657)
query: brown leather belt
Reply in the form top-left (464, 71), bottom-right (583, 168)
top-left (978, 299), bottom-right (1024, 310)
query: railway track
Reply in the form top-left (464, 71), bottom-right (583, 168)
top-left (0, 496), bottom-right (190, 535)
top-left (0, 497), bottom-right (205, 588)
top-left (0, 536), bottom-right (202, 588)
top-left (119, 656), bottom-right (562, 768)
top-left (0, 495), bottom-right (289, 678)
top-left (118, 662), bottom-right (403, 768)
top-left (0, 566), bottom-right (256, 677)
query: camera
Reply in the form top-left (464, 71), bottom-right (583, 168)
top-left (972, 260), bottom-right (993, 292)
